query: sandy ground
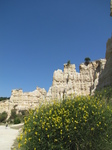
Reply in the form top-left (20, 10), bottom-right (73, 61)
top-left (0, 125), bottom-right (20, 150)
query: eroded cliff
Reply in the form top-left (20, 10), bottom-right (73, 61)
top-left (1, 37), bottom-right (112, 116)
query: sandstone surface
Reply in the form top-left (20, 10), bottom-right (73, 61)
top-left (0, 59), bottom-right (107, 115)
top-left (46, 59), bottom-right (106, 100)
top-left (0, 87), bottom-right (47, 116)
top-left (97, 37), bottom-right (112, 89)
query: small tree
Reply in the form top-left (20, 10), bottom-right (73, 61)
top-left (14, 117), bottom-right (21, 124)
top-left (84, 57), bottom-right (91, 65)
top-left (10, 109), bottom-right (17, 119)
top-left (67, 60), bottom-right (71, 67)
top-left (0, 111), bottom-right (8, 122)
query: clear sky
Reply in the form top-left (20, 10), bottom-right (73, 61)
top-left (0, 0), bottom-right (112, 97)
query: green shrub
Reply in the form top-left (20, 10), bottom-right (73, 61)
top-left (14, 117), bottom-right (21, 124)
top-left (95, 86), bottom-right (112, 107)
top-left (8, 109), bottom-right (29, 124)
top-left (84, 57), bottom-right (91, 65)
top-left (0, 111), bottom-right (8, 122)
top-left (67, 60), bottom-right (71, 67)
top-left (0, 97), bottom-right (10, 101)
top-left (19, 110), bottom-right (29, 116)
top-left (10, 109), bottom-right (17, 119)
top-left (18, 96), bottom-right (112, 150)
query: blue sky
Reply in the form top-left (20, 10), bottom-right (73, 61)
top-left (0, 0), bottom-right (112, 97)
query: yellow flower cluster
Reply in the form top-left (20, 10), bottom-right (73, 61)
top-left (17, 91), bottom-right (112, 150)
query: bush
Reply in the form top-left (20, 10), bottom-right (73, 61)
top-left (19, 110), bottom-right (29, 116)
top-left (84, 57), bottom-right (91, 65)
top-left (67, 60), bottom-right (71, 67)
top-left (0, 97), bottom-right (10, 101)
top-left (14, 117), bottom-right (21, 124)
top-left (0, 111), bottom-right (8, 122)
top-left (8, 109), bottom-right (29, 124)
top-left (18, 96), bottom-right (112, 150)
top-left (8, 109), bottom-right (17, 123)
top-left (95, 86), bottom-right (112, 107)
top-left (10, 109), bottom-right (17, 119)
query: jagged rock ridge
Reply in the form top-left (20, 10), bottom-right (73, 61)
top-left (46, 59), bottom-right (106, 100)
top-left (0, 37), bottom-right (112, 116)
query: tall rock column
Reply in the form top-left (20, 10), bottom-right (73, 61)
top-left (97, 37), bottom-right (112, 88)
top-left (46, 61), bottom-right (106, 100)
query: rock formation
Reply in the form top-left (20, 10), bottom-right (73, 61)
top-left (97, 37), bottom-right (112, 89)
top-left (0, 59), bottom-right (107, 115)
top-left (0, 87), bottom-right (47, 116)
top-left (46, 59), bottom-right (106, 100)
top-left (0, 37), bottom-right (112, 116)
top-left (0, 100), bottom-right (13, 116)
top-left (10, 87), bottom-right (47, 110)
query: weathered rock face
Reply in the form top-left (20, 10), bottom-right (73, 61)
top-left (9, 87), bottom-right (47, 111)
top-left (0, 87), bottom-right (47, 116)
top-left (3, 59), bottom-right (105, 116)
top-left (46, 59), bottom-right (106, 100)
top-left (1, 37), bottom-right (112, 116)
top-left (110, 0), bottom-right (112, 16)
top-left (0, 60), bottom-right (107, 116)
top-left (97, 37), bottom-right (112, 89)
top-left (0, 100), bottom-right (13, 116)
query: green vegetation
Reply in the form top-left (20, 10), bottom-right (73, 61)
top-left (67, 60), bottom-right (71, 67)
top-left (16, 86), bottom-right (112, 150)
top-left (84, 57), bottom-right (91, 65)
top-left (0, 111), bottom-right (8, 122)
top-left (0, 97), bottom-right (10, 101)
top-left (14, 117), bottom-right (21, 124)
top-left (8, 109), bottom-right (29, 124)
top-left (11, 109), bottom-right (17, 119)
top-left (94, 86), bottom-right (112, 107)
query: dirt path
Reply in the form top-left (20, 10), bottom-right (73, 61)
top-left (0, 125), bottom-right (20, 150)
